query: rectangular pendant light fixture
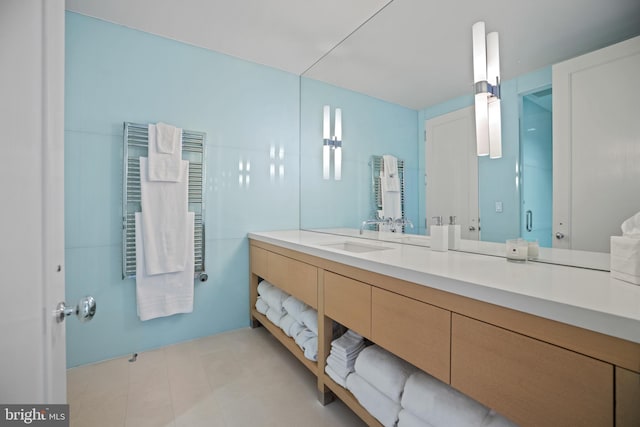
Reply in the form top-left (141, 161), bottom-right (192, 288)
top-left (472, 21), bottom-right (502, 159)
top-left (322, 105), bottom-right (343, 180)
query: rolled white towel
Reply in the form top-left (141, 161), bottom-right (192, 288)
top-left (355, 345), bottom-right (417, 403)
top-left (397, 409), bottom-right (436, 427)
top-left (325, 364), bottom-right (349, 388)
top-left (255, 296), bottom-right (269, 315)
top-left (263, 285), bottom-right (289, 315)
top-left (279, 314), bottom-right (296, 336)
top-left (294, 328), bottom-right (316, 350)
top-left (288, 320), bottom-right (305, 339)
top-left (302, 335), bottom-right (318, 361)
top-left (265, 307), bottom-right (285, 328)
top-left (481, 410), bottom-right (519, 427)
top-left (279, 314), bottom-right (305, 338)
top-left (402, 371), bottom-right (490, 427)
top-left (346, 373), bottom-right (401, 427)
top-left (282, 295), bottom-right (308, 323)
top-left (257, 280), bottom-right (273, 296)
top-left (299, 308), bottom-right (318, 335)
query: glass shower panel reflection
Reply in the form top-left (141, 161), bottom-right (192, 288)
top-left (520, 92), bottom-right (553, 247)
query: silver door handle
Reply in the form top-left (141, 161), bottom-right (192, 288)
top-left (555, 232), bottom-right (565, 240)
top-left (526, 210), bottom-right (533, 232)
top-left (56, 296), bottom-right (96, 323)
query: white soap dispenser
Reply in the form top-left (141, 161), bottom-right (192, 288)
top-left (448, 216), bottom-right (461, 250)
top-left (430, 216), bottom-right (449, 252)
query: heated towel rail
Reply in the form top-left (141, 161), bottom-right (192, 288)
top-left (122, 122), bottom-right (206, 280)
top-left (369, 155), bottom-right (406, 230)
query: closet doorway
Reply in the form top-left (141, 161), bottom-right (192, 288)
top-left (519, 88), bottom-right (553, 248)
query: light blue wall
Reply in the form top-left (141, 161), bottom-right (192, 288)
top-left (64, 12), bottom-right (300, 367)
top-left (300, 77), bottom-right (419, 231)
top-left (418, 67), bottom-right (552, 242)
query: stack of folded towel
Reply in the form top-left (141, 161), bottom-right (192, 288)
top-left (255, 280), bottom-right (319, 362)
top-left (346, 345), bottom-right (417, 427)
top-left (398, 370), bottom-right (517, 427)
top-left (325, 330), bottom-right (366, 387)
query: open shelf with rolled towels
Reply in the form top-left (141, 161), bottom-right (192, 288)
top-left (249, 234), bottom-right (640, 427)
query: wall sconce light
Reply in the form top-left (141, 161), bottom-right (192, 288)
top-left (472, 21), bottom-right (502, 159)
top-left (323, 105), bottom-right (342, 180)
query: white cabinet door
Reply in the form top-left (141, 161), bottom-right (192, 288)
top-left (553, 36), bottom-right (640, 252)
top-left (426, 106), bottom-right (479, 240)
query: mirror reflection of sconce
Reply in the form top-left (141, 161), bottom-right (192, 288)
top-left (322, 105), bottom-right (342, 180)
top-left (472, 21), bottom-right (502, 159)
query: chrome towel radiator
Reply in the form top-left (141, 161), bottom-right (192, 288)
top-left (368, 155), bottom-right (406, 230)
top-left (122, 122), bottom-right (207, 280)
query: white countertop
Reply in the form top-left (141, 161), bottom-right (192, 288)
top-left (248, 229), bottom-right (640, 344)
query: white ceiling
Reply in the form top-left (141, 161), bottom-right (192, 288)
top-left (66, 0), bottom-right (640, 110)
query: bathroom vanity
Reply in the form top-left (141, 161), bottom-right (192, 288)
top-left (248, 230), bottom-right (640, 427)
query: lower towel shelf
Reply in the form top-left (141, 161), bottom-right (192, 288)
top-left (251, 309), bottom-right (317, 374)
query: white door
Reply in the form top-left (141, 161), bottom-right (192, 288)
top-left (425, 106), bottom-right (479, 240)
top-left (0, 0), bottom-right (67, 403)
top-left (553, 35), bottom-right (640, 252)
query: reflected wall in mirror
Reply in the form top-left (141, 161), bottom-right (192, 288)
top-left (419, 67), bottom-right (552, 244)
top-left (300, 77), bottom-right (419, 231)
top-left (299, 0), bottom-right (640, 269)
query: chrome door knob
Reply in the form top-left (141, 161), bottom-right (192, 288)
top-left (555, 232), bottom-right (565, 240)
top-left (56, 296), bottom-right (96, 323)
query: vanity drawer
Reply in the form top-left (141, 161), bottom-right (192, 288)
top-left (616, 367), bottom-right (640, 427)
top-left (451, 314), bottom-right (613, 427)
top-left (250, 245), bottom-right (268, 278)
top-left (324, 272), bottom-right (371, 338)
top-left (266, 251), bottom-right (318, 308)
top-left (371, 288), bottom-right (451, 383)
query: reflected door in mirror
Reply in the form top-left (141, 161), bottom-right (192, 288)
top-left (553, 36), bottom-right (640, 252)
top-left (426, 106), bottom-right (479, 240)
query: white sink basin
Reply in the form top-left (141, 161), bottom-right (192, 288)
top-left (321, 241), bottom-right (392, 253)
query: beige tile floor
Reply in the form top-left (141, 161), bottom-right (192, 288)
top-left (67, 326), bottom-right (366, 427)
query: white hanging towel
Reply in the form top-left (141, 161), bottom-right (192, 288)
top-left (381, 154), bottom-right (401, 220)
top-left (135, 212), bottom-right (194, 321)
top-left (148, 122), bottom-right (183, 182)
top-left (139, 156), bottom-right (189, 275)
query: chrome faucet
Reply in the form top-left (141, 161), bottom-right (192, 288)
top-left (393, 217), bottom-right (414, 231)
top-left (360, 218), bottom-right (390, 234)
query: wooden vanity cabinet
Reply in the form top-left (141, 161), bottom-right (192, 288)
top-left (250, 245), bottom-right (318, 308)
top-left (451, 314), bottom-right (613, 427)
top-left (616, 367), bottom-right (640, 427)
top-left (371, 287), bottom-right (450, 383)
top-left (324, 271), bottom-right (371, 338)
top-left (249, 239), bottom-right (640, 427)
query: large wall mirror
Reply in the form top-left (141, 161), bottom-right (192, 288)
top-left (299, 0), bottom-right (640, 269)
